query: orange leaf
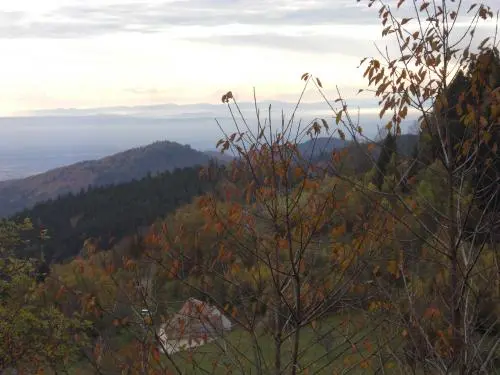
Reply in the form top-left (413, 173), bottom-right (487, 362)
top-left (294, 167), bottom-right (305, 178)
top-left (215, 222), bottom-right (224, 234)
top-left (424, 307), bottom-right (441, 319)
top-left (278, 238), bottom-right (288, 249)
top-left (331, 223), bottom-right (346, 238)
top-left (363, 339), bottom-right (373, 353)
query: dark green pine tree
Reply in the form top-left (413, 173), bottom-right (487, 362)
top-left (468, 48), bottom-right (500, 215)
top-left (415, 68), bottom-right (470, 169)
top-left (415, 47), bottom-right (500, 216)
top-left (374, 131), bottom-right (397, 189)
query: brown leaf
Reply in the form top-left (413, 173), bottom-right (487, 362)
top-left (338, 129), bottom-right (346, 140)
top-left (467, 4), bottom-right (477, 13)
top-left (420, 2), bottom-right (429, 11)
top-left (321, 118), bottom-right (329, 130)
top-left (316, 77), bottom-right (323, 88)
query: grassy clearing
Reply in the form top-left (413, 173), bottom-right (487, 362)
top-left (164, 313), bottom-right (400, 375)
top-left (64, 312), bottom-right (410, 374)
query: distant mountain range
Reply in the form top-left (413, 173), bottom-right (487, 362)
top-left (0, 141), bottom-right (223, 217)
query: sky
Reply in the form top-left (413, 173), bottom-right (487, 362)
top-left (0, 0), bottom-right (497, 115)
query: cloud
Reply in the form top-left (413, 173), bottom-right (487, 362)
top-left (0, 0), bottom-right (496, 42)
top-left (1, 0), bottom-right (495, 42)
top-left (0, 0), bottom-right (378, 39)
top-left (187, 33), bottom-right (378, 55)
top-left (56, 0), bottom-right (375, 28)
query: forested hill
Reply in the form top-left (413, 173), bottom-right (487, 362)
top-left (12, 164), bottom-right (222, 262)
top-left (11, 134), bottom-right (419, 264)
top-left (0, 141), bottom-right (212, 217)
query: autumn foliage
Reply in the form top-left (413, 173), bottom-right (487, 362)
top-left (1, 1), bottom-right (499, 374)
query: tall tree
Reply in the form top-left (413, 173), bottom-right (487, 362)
top-left (0, 219), bottom-right (90, 373)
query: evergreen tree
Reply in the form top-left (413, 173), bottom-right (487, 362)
top-left (374, 132), bottom-right (397, 189)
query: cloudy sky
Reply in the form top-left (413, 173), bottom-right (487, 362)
top-left (0, 0), bottom-right (497, 115)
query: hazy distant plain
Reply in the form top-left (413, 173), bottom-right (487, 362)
top-left (0, 102), bottom-right (416, 181)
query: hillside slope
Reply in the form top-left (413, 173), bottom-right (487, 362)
top-left (0, 141), bottom-right (211, 217)
top-left (13, 165), bottom-right (220, 262)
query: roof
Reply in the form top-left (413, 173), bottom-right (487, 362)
top-left (160, 298), bottom-right (232, 340)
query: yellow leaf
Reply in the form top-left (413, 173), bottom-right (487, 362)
top-left (387, 260), bottom-right (399, 276)
top-left (343, 355), bottom-right (353, 366)
top-left (335, 110), bottom-right (342, 125)
top-left (385, 362), bottom-right (396, 369)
